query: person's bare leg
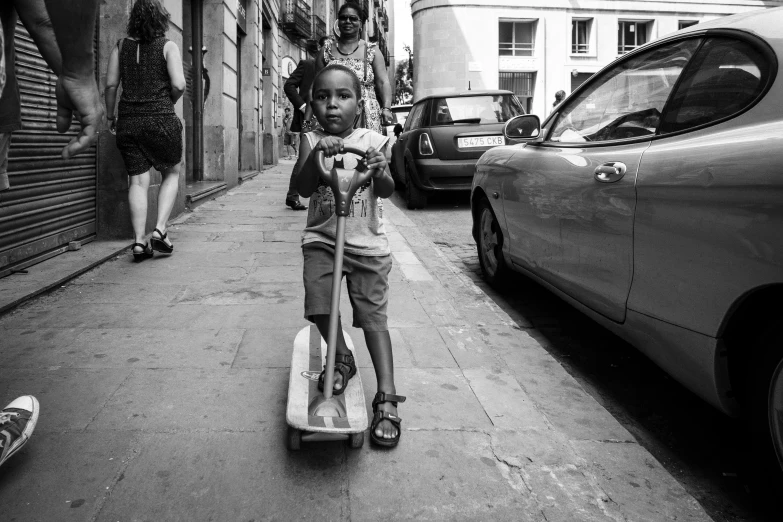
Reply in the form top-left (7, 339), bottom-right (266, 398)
top-left (312, 314), bottom-right (351, 392)
top-left (152, 166), bottom-right (179, 248)
top-left (365, 330), bottom-right (399, 440)
top-left (128, 171), bottom-right (150, 252)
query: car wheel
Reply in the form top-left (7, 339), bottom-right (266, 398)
top-left (746, 322), bottom-right (783, 508)
top-left (475, 198), bottom-right (509, 286)
top-left (404, 161), bottom-right (427, 209)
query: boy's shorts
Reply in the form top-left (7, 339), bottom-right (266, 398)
top-left (303, 242), bottom-right (392, 332)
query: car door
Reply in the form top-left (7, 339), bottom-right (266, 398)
top-left (503, 38), bottom-right (702, 322)
top-left (629, 34), bottom-right (780, 335)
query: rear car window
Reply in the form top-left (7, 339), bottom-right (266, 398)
top-left (403, 102), bottom-right (426, 131)
top-left (429, 95), bottom-right (525, 126)
top-left (659, 37), bottom-right (769, 134)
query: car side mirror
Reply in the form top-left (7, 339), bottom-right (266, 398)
top-left (504, 115), bottom-right (541, 141)
top-left (393, 123), bottom-right (403, 137)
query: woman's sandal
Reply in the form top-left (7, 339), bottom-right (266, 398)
top-left (131, 242), bottom-right (153, 262)
top-left (150, 228), bottom-right (174, 254)
top-left (370, 392), bottom-right (407, 448)
top-left (317, 353), bottom-right (357, 396)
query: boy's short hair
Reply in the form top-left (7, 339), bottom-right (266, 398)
top-left (313, 64), bottom-right (362, 100)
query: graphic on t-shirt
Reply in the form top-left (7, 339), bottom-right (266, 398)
top-left (313, 152), bottom-right (379, 219)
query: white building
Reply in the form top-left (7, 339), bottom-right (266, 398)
top-left (410, 0), bottom-right (783, 117)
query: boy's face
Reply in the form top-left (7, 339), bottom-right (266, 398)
top-left (311, 69), bottom-right (361, 138)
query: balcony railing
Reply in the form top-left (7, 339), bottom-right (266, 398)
top-left (282, 0), bottom-right (312, 39)
top-left (307, 14), bottom-right (326, 52)
top-left (377, 34), bottom-right (389, 66)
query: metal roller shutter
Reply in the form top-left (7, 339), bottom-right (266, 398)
top-left (0, 23), bottom-right (97, 275)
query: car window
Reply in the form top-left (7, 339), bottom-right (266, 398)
top-left (549, 38), bottom-right (702, 143)
top-left (430, 95), bottom-right (525, 126)
top-left (403, 103), bottom-right (425, 132)
top-left (659, 37), bottom-right (768, 134)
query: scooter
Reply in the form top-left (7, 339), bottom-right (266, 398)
top-left (286, 145), bottom-right (376, 450)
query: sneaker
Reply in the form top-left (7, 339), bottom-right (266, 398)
top-left (0, 395), bottom-right (39, 467)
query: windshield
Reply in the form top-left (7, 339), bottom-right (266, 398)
top-left (430, 95), bottom-right (525, 126)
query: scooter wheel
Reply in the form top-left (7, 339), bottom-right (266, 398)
top-left (287, 427), bottom-right (302, 451)
top-left (348, 431), bottom-right (364, 449)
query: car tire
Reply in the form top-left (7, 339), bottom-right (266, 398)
top-left (475, 198), bottom-right (509, 286)
top-left (404, 161), bottom-right (427, 209)
top-left (745, 321), bottom-right (783, 512)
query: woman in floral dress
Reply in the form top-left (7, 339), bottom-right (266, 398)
top-left (314, 1), bottom-right (392, 134)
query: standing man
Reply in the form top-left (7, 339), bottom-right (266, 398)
top-left (282, 36), bottom-right (328, 211)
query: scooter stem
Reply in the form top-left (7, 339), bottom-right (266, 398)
top-left (314, 145), bottom-right (377, 403)
top-left (322, 215), bottom-right (346, 400)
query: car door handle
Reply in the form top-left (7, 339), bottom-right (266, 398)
top-left (594, 162), bottom-right (627, 183)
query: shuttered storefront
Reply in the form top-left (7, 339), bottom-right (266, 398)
top-left (0, 23), bottom-right (97, 275)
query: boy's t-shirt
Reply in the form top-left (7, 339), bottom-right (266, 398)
top-left (302, 128), bottom-right (391, 256)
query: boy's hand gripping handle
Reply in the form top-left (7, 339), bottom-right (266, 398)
top-left (312, 145), bottom-right (380, 402)
top-left (314, 145), bottom-right (379, 216)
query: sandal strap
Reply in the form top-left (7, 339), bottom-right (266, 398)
top-left (371, 409), bottom-right (402, 428)
top-left (334, 353), bottom-right (355, 366)
top-left (153, 228), bottom-right (167, 240)
top-left (372, 392), bottom-right (406, 409)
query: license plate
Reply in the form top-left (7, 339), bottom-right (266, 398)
top-left (457, 135), bottom-right (505, 148)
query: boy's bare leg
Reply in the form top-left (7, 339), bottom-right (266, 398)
top-left (312, 314), bottom-right (351, 392)
top-left (364, 330), bottom-right (399, 440)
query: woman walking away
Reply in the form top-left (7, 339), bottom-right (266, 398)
top-left (314, 1), bottom-right (393, 134)
top-left (105, 0), bottom-right (186, 261)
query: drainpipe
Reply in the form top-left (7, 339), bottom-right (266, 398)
top-left (191, 0), bottom-right (204, 181)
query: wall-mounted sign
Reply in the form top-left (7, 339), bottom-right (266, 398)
top-left (262, 67), bottom-right (270, 76)
top-left (281, 57), bottom-right (297, 79)
top-left (237, 0), bottom-right (247, 33)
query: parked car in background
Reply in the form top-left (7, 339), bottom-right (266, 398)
top-left (382, 104), bottom-right (412, 141)
top-left (471, 7), bottom-right (783, 497)
top-left (391, 90), bottom-right (525, 209)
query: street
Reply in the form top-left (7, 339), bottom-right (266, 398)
top-left (0, 160), bottom-right (717, 521)
top-left (392, 189), bottom-right (766, 522)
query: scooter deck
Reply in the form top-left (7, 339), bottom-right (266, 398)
top-left (286, 325), bottom-right (367, 434)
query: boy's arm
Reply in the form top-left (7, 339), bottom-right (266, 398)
top-left (369, 143), bottom-right (394, 199)
top-left (294, 137), bottom-right (319, 197)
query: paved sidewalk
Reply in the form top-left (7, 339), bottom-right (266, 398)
top-left (0, 160), bottom-right (711, 521)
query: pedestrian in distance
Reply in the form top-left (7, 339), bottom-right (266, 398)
top-left (104, 0), bottom-right (186, 262)
top-left (1, 0), bottom-right (105, 193)
top-left (283, 35), bottom-right (329, 211)
top-left (294, 64), bottom-right (406, 447)
top-left (282, 107), bottom-right (297, 160)
top-left (553, 89), bottom-right (566, 108)
top-left (315, 2), bottom-right (394, 135)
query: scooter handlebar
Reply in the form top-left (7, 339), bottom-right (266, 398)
top-left (314, 145), bottom-right (381, 217)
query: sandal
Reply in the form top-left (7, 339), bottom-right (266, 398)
top-left (317, 353), bottom-right (357, 396)
top-left (150, 228), bottom-right (173, 254)
top-left (131, 242), bottom-right (153, 262)
top-left (370, 392), bottom-right (406, 447)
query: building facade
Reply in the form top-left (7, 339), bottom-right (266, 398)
top-left (0, 0), bottom-right (390, 275)
top-left (411, 0), bottom-right (783, 117)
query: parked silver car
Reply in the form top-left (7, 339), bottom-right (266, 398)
top-left (471, 7), bottom-right (783, 490)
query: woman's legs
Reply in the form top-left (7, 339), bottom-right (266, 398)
top-left (152, 166), bottom-right (180, 247)
top-left (128, 171), bottom-right (151, 251)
